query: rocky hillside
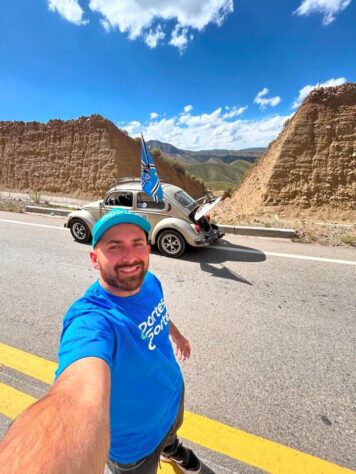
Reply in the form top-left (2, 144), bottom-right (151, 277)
top-left (0, 115), bottom-right (204, 200)
top-left (214, 83), bottom-right (356, 222)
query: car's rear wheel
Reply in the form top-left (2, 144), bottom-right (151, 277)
top-left (70, 219), bottom-right (92, 244)
top-left (157, 230), bottom-right (186, 258)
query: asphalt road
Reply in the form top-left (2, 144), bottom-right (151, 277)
top-left (0, 211), bottom-right (355, 473)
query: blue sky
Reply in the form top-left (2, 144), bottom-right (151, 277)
top-left (0, 0), bottom-right (355, 149)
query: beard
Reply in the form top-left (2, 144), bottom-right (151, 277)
top-left (98, 259), bottom-right (148, 294)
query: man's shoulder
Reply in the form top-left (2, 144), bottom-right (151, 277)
top-left (145, 271), bottom-right (162, 283)
top-left (144, 271), bottom-right (163, 291)
top-left (69, 281), bottom-right (108, 310)
top-left (63, 282), bottom-right (116, 325)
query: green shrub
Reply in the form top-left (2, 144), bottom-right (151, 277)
top-left (186, 172), bottom-right (205, 186)
top-left (29, 191), bottom-right (41, 204)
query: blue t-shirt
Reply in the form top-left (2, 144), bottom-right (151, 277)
top-left (55, 272), bottom-right (183, 464)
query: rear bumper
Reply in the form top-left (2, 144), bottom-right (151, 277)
top-left (194, 230), bottom-right (225, 246)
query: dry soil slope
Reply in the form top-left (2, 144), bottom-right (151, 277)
top-left (214, 83), bottom-right (356, 223)
top-left (0, 115), bottom-right (204, 200)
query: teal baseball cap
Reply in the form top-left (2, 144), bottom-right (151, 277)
top-left (92, 209), bottom-right (151, 248)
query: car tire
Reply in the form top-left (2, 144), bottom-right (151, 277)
top-left (157, 230), bottom-right (186, 258)
top-left (70, 219), bottom-right (92, 244)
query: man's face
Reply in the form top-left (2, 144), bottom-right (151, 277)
top-left (90, 223), bottom-right (150, 297)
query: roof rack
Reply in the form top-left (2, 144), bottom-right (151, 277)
top-left (115, 177), bottom-right (141, 184)
top-left (113, 176), bottom-right (169, 186)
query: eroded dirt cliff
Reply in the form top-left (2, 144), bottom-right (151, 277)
top-left (214, 83), bottom-right (356, 222)
top-left (0, 115), bottom-right (204, 199)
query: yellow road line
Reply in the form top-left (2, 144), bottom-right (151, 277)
top-left (180, 412), bottom-right (355, 474)
top-left (158, 462), bottom-right (179, 473)
top-left (0, 383), bottom-right (36, 419)
top-left (1, 343), bottom-right (354, 473)
top-left (0, 343), bottom-right (56, 385)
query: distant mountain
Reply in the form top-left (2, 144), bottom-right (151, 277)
top-left (146, 140), bottom-right (182, 155)
top-left (147, 140), bottom-right (265, 165)
top-left (189, 147), bottom-right (266, 157)
top-left (185, 160), bottom-right (253, 191)
top-left (147, 139), bottom-right (262, 190)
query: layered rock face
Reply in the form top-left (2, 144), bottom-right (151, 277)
top-left (0, 115), bottom-right (204, 199)
top-left (217, 83), bottom-right (356, 221)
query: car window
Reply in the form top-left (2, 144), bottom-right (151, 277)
top-left (137, 192), bottom-right (165, 210)
top-left (174, 190), bottom-right (197, 210)
top-left (104, 192), bottom-right (133, 207)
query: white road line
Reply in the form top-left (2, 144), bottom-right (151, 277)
top-left (0, 218), bottom-right (66, 231)
top-left (210, 245), bottom-right (356, 266)
top-left (1, 218), bottom-right (355, 266)
top-left (265, 250), bottom-right (356, 265)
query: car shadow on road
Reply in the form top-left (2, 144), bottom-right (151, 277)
top-left (177, 240), bottom-right (266, 285)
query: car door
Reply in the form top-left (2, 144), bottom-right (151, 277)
top-left (134, 192), bottom-right (167, 232)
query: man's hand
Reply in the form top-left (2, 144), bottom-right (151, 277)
top-left (170, 321), bottom-right (191, 361)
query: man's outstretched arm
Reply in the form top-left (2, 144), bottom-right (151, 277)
top-left (0, 357), bottom-right (111, 474)
top-left (170, 320), bottom-right (191, 361)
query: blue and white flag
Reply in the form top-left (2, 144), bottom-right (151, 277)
top-left (141, 134), bottom-right (163, 202)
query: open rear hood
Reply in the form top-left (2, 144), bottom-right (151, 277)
top-left (194, 196), bottom-right (222, 220)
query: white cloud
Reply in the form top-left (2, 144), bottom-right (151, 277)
top-left (223, 106), bottom-right (248, 119)
top-left (48, 0), bottom-right (87, 25)
top-left (124, 120), bottom-right (141, 135)
top-left (294, 0), bottom-right (352, 25)
top-left (183, 105), bottom-right (193, 113)
top-left (254, 88), bottom-right (282, 110)
top-left (145, 25), bottom-right (165, 48)
top-left (292, 77), bottom-right (347, 108)
top-left (48, 0), bottom-right (233, 50)
top-left (169, 26), bottom-right (192, 52)
top-left (121, 105), bottom-right (289, 150)
top-left (100, 18), bottom-right (111, 31)
top-left (150, 112), bottom-right (159, 120)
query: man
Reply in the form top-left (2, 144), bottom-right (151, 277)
top-left (0, 209), bottom-right (201, 474)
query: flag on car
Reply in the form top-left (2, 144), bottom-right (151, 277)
top-left (140, 134), bottom-right (164, 203)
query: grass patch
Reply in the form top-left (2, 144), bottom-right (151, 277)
top-left (0, 200), bottom-right (24, 213)
top-left (341, 234), bottom-right (356, 246)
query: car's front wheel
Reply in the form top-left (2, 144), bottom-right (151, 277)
top-left (157, 230), bottom-right (186, 258)
top-left (70, 219), bottom-right (92, 244)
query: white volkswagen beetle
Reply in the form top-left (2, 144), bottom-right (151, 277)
top-left (65, 178), bottom-right (224, 258)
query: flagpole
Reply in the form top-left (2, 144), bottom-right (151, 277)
top-left (141, 133), bottom-right (149, 164)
